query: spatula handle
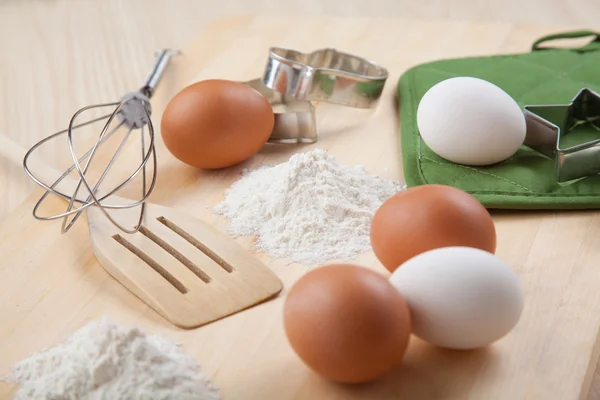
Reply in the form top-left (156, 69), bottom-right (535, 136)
top-left (0, 132), bottom-right (29, 168)
top-left (0, 132), bottom-right (79, 194)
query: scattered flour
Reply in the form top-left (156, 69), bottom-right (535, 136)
top-left (2, 317), bottom-right (220, 400)
top-left (214, 149), bottom-right (403, 265)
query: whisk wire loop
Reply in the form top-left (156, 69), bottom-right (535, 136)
top-left (23, 49), bottom-right (175, 234)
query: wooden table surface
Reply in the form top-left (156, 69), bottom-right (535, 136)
top-left (0, 0), bottom-right (599, 220)
top-left (1, 3), bottom-right (600, 400)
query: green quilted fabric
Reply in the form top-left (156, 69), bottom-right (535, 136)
top-left (398, 30), bottom-right (600, 209)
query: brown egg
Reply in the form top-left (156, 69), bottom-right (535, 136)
top-left (283, 264), bottom-right (411, 384)
top-left (161, 79), bottom-right (274, 169)
top-left (370, 184), bottom-right (496, 272)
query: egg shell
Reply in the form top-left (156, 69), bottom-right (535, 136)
top-left (370, 184), bottom-right (496, 272)
top-left (390, 246), bottom-right (524, 350)
top-left (416, 76), bottom-right (526, 166)
top-left (283, 264), bottom-right (412, 384)
top-left (161, 79), bottom-right (275, 169)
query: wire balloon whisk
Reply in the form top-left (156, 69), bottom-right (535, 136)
top-left (23, 49), bottom-right (178, 234)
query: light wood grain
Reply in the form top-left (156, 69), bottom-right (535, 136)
top-left (1, 0), bottom-right (599, 220)
top-left (0, 109), bottom-right (283, 330)
top-left (2, 15), bottom-right (600, 400)
top-left (90, 201), bottom-right (284, 329)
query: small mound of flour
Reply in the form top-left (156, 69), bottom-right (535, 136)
top-left (214, 149), bottom-right (403, 265)
top-left (2, 317), bottom-right (220, 400)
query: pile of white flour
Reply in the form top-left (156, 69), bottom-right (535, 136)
top-left (2, 317), bottom-right (220, 400)
top-left (214, 149), bottom-right (403, 265)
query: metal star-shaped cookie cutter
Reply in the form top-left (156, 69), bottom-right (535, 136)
top-left (244, 47), bottom-right (389, 144)
top-left (523, 88), bottom-right (600, 182)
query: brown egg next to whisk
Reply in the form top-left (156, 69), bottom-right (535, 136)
top-left (161, 79), bottom-right (275, 169)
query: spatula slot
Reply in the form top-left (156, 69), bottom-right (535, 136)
top-left (156, 216), bottom-right (235, 273)
top-left (137, 226), bottom-right (212, 284)
top-left (112, 234), bottom-right (188, 294)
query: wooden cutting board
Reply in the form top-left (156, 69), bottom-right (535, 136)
top-left (2, 15), bottom-right (600, 400)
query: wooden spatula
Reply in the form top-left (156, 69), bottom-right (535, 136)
top-left (0, 133), bottom-right (283, 329)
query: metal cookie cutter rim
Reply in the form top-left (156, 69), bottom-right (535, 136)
top-left (250, 47), bottom-right (389, 143)
top-left (262, 47), bottom-right (389, 109)
top-left (244, 78), bottom-right (317, 144)
top-left (523, 87), bottom-right (600, 182)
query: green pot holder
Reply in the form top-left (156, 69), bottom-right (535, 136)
top-left (398, 30), bottom-right (600, 209)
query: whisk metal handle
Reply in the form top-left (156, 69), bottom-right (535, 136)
top-left (139, 49), bottom-right (178, 98)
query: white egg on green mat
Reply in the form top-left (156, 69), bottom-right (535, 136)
top-left (416, 76), bottom-right (526, 166)
top-left (389, 246), bottom-right (524, 350)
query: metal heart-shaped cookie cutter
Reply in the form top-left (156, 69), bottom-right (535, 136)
top-left (524, 88), bottom-right (600, 182)
top-left (245, 78), bottom-right (317, 144)
top-left (245, 47), bottom-right (389, 144)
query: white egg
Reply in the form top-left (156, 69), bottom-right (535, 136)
top-left (417, 77), bottom-right (526, 166)
top-left (389, 246), bottom-right (524, 350)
